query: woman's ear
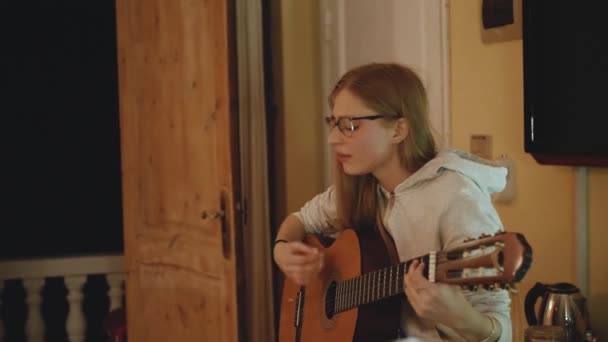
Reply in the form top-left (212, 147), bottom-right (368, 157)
top-left (392, 118), bottom-right (409, 144)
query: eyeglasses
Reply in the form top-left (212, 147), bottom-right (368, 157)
top-left (325, 115), bottom-right (389, 137)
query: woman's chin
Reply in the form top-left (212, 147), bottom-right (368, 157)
top-left (341, 163), bottom-right (369, 176)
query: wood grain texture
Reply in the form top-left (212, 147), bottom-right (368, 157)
top-left (116, 0), bottom-right (239, 340)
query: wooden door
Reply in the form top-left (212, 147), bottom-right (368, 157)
top-left (115, 0), bottom-right (240, 341)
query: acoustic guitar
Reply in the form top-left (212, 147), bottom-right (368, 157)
top-left (278, 228), bottom-right (532, 342)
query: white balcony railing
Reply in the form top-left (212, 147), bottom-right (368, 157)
top-left (0, 254), bottom-right (124, 342)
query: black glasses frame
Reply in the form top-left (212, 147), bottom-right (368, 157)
top-left (325, 115), bottom-right (389, 136)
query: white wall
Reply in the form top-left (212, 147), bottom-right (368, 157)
top-left (320, 0), bottom-right (450, 185)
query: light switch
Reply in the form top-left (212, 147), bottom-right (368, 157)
top-left (470, 134), bottom-right (493, 160)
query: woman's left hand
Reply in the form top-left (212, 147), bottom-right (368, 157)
top-left (403, 259), bottom-right (474, 328)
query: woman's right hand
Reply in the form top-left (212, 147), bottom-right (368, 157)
top-left (273, 241), bottom-right (324, 286)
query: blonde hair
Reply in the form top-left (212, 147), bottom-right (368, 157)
top-left (330, 63), bottom-right (437, 232)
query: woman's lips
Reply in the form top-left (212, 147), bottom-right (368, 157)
top-left (336, 153), bottom-right (351, 163)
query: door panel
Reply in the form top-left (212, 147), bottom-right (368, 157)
top-left (116, 0), bottom-right (239, 340)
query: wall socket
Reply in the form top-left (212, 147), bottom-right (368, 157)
top-left (470, 134), bottom-right (493, 159)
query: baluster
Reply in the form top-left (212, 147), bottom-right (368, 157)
top-left (23, 278), bottom-right (45, 342)
top-left (0, 280), bottom-right (5, 342)
top-left (65, 275), bottom-right (87, 342)
top-left (106, 273), bottom-right (125, 311)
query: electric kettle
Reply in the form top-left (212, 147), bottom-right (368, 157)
top-left (525, 282), bottom-right (591, 341)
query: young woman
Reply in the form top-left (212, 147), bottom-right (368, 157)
top-left (273, 63), bottom-right (511, 341)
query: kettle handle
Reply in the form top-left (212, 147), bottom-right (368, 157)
top-left (524, 282), bottom-right (546, 325)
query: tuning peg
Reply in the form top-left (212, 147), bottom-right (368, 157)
top-left (486, 284), bottom-right (496, 290)
top-left (463, 237), bottom-right (476, 243)
top-left (507, 283), bottom-right (519, 294)
top-left (494, 230), bottom-right (506, 235)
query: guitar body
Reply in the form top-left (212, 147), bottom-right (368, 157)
top-left (278, 229), bottom-right (402, 342)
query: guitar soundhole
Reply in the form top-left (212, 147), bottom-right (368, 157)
top-left (325, 281), bottom-right (337, 319)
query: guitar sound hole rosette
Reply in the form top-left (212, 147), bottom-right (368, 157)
top-left (321, 273), bottom-right (338, 330)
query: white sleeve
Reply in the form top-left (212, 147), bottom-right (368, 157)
top-left (439, 178), bottom-right (504, 251)
top-left (292, 186), bottom-right (338, 235)
top-left (464, 289), bottom-right (512, 342)
top-left (439, 177), bottom-right (512, 341)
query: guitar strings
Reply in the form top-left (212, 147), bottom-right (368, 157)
top-left (326, 264), bottom-right (408, 312)
top-left (326, 247), bottom-right (509, 312)
top-left (324, 254), bottom-right (450, 312)
top-left (323, 243), bottom-right (514, 313)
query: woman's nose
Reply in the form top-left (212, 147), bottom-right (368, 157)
top-left (327, 126), bottom-right (343, 145)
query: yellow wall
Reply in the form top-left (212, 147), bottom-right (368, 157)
top-left (276, 0), bottom-right (324, 215)
top-left (450, 1), bottom-right (607, 339)
top-left (589, 169), bottom-right (608, 337)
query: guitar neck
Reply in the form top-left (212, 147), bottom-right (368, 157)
top-left (333, 253), bottom-right (435, 314)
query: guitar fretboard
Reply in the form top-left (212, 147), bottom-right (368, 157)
top-left (331, 253), bottom-right (435, 314)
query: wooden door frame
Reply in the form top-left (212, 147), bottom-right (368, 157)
top-left (234, 0), bottom-right (277, 341)
top-left (227, 2), bottom-right (248, 342)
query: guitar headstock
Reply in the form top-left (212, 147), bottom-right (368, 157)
top-left (435, 231), bottom-right (532, 291)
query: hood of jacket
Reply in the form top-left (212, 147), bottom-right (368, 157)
top-left (387, 149), bottom-right (508, 196)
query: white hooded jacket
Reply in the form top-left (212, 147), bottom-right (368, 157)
top-left (294, 149), bottom-right (512, 341)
